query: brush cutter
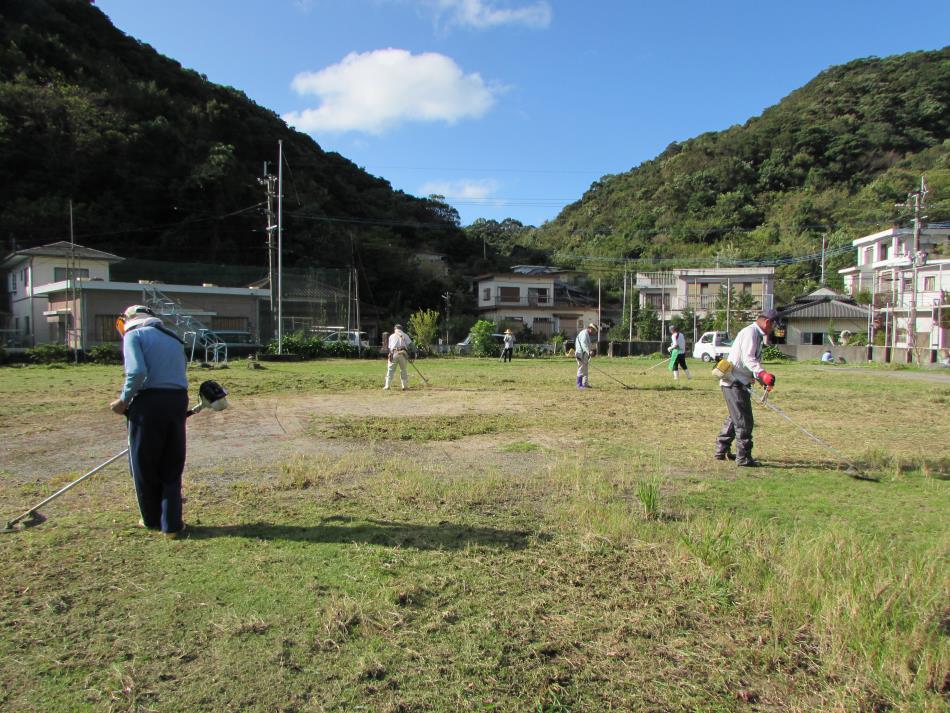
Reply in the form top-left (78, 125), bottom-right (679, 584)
top-left (587, 361), bottom-right (634, 390)
top-left (642, 357), bottom-right (670, 373)
top-left (408, 358), bottom-right (429, 385)
top-left (3, 380), bottom-right (229, 533)
top-left (753, 386), bottom-right (869, 479)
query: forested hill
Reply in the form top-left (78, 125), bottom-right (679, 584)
top-left (0, 0), bottom-right (479, 312)
top-left (531, 47), bottom-right (950, 286)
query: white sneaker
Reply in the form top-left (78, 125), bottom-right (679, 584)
top-left (383, 385), bottom-right (390, 390)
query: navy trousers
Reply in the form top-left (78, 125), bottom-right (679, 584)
top-left (126, 389), bottom-right (188, 533)
top-left (716, 383), bottom-right (754, 462)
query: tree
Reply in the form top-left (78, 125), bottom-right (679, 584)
top-left (408, 308), bottom-right (440, 353)
top-left (469, 319), bottom-right (498, 357)
top-left (636, 303), bottom-right (660, 340)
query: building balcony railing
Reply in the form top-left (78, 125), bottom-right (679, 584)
top-left (481, 295), bottom-right (553, 307)
top-left (635, 271), bottom-right (676, 288)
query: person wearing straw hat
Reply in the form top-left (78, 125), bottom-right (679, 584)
top-left (667, 324), bottom-right (690, 380)
top-left (384, 323), bottom-right (413, 391)
top-left (110, 305), bottom-right (189, 536)
top-left (501, 328), bottom-right (515, 362)
top-left (574, 323), bottom-right (598, 389)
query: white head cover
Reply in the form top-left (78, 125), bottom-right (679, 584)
top-left (122, 305), bottom-right (159, 332)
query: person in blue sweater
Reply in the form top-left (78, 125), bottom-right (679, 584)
top-left (110, 305), bottom-right (189, 536)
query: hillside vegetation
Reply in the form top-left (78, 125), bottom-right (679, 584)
top-left (0, 0), bottom-right (483, 314)
top-left (532, 48), bottom-right (950, 294)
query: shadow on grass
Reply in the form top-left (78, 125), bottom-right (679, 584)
top-left (186, 514), bottom-right (544, 550)
top-left (763, 458), bottom-right (882, 482)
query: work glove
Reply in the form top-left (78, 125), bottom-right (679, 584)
top-left (759, 371), bottom-right (776, 389)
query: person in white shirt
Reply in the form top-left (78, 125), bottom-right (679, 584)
top-left (384, 323), bottom-right (413, 391)
top-left (714, 309), bottom-right (778, 467)
top-left (501, 329), bottom-right (515, 362)
top-left (820, 349), bottom-right (834, 363)
top-left (574, 323), bottom-right (598, 389)
top-left (667, 325), bottom-right (689, 380)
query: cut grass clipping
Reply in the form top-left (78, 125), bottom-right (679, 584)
top-left (316, 413), bottom-right (524, 441)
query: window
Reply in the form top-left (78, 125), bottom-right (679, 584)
top-left (863, 247), bottom-right (872, 265)
top-left (211, 317), bottom-right (249, 331)
top-left (498, 286), bottom-right (520, 303)
top-left (8, 272), bottom-right (16, 294)
top-left (482, 287), bottom-right (490, 301)
top-left (800, 332), bottom-right (825, 346)
top-left (95, 315), bottom-right (122, 342)
top-left (54, 267), bottom-right (90, 281)
top-left (923, 276), bottom-right (936, 291)
top-left (23, 316), bottom-right (29, 336)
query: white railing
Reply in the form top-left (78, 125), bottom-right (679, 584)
top-left (141, 284), bottom-right (228, 364)
top-left (635, 272), bottom-right (676, 288)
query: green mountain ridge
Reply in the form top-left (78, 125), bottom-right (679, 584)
top-left (531, 47), bottom-right (950, 294)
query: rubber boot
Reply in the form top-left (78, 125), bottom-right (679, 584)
top-left (577, 376), bottom-right (584, 389)
top-left (685, 369), bottom-right (691, 380)
top-left (673, 371), bottom-right (679, 380)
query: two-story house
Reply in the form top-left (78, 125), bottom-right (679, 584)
top-left (838, 224), bottom-right (950, 350)
top-left (635, 267), bottom-right (775, 322)
top-left (2, 241), bottom-right (122, 348)
top-left (2, 241), bottom-right (269, 352)
top-left (475, 267), bottom-right (597, 338)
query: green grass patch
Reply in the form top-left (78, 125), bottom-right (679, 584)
top-left (1, 358), bottom-right (948, 710)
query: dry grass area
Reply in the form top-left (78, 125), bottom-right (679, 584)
top-left (0, 357), bottom-right (947, 711)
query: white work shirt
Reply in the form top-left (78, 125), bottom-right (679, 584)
top-left (503, 334), bottom-right (515, 349)
top-left (669, 332), bottom-right (685, 353)
top-left (721, 322), bottom-right (766, 387)
top-left (388, 330), bottom-right (412, 352)
top-left (575, 328), bottom-right (593, 357)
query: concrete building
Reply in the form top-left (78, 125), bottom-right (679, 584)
top-left (475, 267), bottom-right (597, 338)
top-left (838, 224), bottom-right (950, 351)
top-left (635, 267), bottom-right (775, 321)
top-left (2, 242), bottom-right (268, 354)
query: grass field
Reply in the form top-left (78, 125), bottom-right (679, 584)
top-left (0, 357), bottom-right (947, 712)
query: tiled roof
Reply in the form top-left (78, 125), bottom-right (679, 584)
top-left (6, 241), bottom-right (123, 262)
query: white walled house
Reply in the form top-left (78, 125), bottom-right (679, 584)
top-left (1, 242), bottom-right (121, 348)
top-left (838, 224), bottom-right (950, 350)
top-left (475, 269), bottom-right (597, 338)
top-left (635, 267), bottom-right (775, 321)
top-left (2, 242), bottom-right (269, 354)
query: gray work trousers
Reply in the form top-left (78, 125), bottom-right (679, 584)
top-left (716, 383), bottom-right (754, 461)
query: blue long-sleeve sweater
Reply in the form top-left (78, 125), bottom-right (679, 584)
top-left (120, 319), bottom-right (188, 403)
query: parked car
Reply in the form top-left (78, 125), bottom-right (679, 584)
top-left (323, 330), bottom-right (370, 348)
top-left (208, 329), bottom-right (263, 357)
top-left (456, 333), bottom-right (506, 354)
top-left (693, 331), bottom-right (732, 362)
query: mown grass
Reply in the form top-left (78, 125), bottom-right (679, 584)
top-left (0, 357), bottom-right (947, 711)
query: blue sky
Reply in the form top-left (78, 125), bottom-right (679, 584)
top-left (94, 0), bottom-right (950, 228)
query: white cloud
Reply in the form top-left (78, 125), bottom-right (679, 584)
top-left (283, 49), bottom-right (496, 135)
top-left (419, 178), bottom-right (501, 201)
top-left (431, 0), bottom-right (552, 29)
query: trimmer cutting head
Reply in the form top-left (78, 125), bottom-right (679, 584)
top-left (2, 511), bottom-right (47, 533)
top-left (198, 380), bottom-right (229, 412)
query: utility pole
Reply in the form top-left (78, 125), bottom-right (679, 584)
top-left (69, 199), bottom-right (79, 364)
top-left (820, 234), bottom-right (827, 287)
top-left (725, 278), bottom-right (732, 336)
top-left (898, 176), bottom-right (928, 361)
top-left (354, 266), bottom-right (361, 356)
top-left (621, 267), bottom-right (627, 336)
top-left (442, 291), bottom-right (451, 346)
top-left (277, 140), bottom-right (284, 355)
top-left (597, 278), bottom-right (602, 334)
top-left (258, 163), bottom-right (278, 327)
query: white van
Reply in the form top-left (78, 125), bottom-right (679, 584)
top-left (693, 331), bottom-right (732, 362)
